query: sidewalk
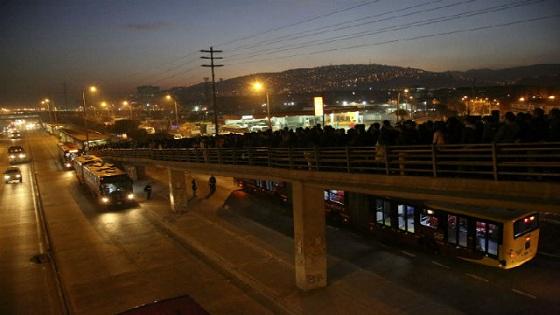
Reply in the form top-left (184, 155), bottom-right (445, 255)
top-left (136, 169), bottom-right (459, 315)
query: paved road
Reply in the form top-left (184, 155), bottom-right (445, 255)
top-left (0, 136), bottom-right (61, 314)
top-left (24, 131), bottom-right (273, 315)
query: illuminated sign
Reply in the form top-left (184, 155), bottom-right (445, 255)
top-left (314, 97), bottom-right (324, 116)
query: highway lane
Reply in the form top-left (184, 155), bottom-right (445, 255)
top-left (0, 135), bottom-right (61, 314)
top-left (27, 131), bottom-right (273, 315)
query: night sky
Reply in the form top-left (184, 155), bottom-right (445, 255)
top-left (0, 0), bottom-right (559, 107)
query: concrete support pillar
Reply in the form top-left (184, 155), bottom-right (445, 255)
top-left (168, 169), bottom-right (187, 212)
top-left (292, 181), bottom-right (327, 290)
top-left (136, 166), bottom-right (146, 180)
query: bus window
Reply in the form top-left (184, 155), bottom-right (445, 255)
top-left (376, 200), bottom-right (383, 224)
top-left (476, 222), bottom-right (487, 252)
top-left (406, 206), bottom-right (415, 233)
top-left (397, 204), bottom-right (415, 233)
top-left (458, 217), bottom-right (468, 247)
top-left (448, 215), bottom-right (457, 245)
top-left (514, 214), bottom-right (538, 238)
top-left (420, 209), bottom-right (438, 229)
top-left (398, 205), bottom-right (406, 231)
top-left (488, 223), bottom-right (499, 256)
top-left (375, 199), bottom-right (392, 227)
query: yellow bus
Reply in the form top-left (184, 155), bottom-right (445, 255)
top-left (370, 198), bottom-right (539, 269)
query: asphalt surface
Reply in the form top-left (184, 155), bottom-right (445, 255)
top-left (0, 135), bottom-right (61, 314)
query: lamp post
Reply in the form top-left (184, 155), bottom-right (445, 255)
top-left (82, 86), bottom-right (97, 151)
top-left (252, 81), bottom-right (271, 130)
top-left (165, 95), bottom-right (179, 127)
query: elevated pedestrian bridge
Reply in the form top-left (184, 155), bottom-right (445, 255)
top-left (97, 143), bottom-right (560, 290)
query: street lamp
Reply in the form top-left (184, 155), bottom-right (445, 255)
top-left (42, 98), bottom-right (54, 123)
top-left (165, 94), bottom-right (179, 127)
top-left (82, 85), bottom-right (97, 151)
top-left (252, 81), bottom-right (271, 130)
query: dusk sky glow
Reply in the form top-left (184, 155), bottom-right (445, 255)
top-left (0, 0), bottom-right (559, 106)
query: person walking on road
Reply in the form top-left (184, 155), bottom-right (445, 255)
top-left (144, 182), bottom-right (152, 200)
top-left (191, 179), bottom-right (198, 197)
top-left (209, 176), bottom-right (216, 195)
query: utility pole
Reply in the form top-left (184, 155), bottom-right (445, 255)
top-left (201, 47), bottom-right (223, 135)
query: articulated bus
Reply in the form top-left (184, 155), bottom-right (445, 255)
top-left (369, 198), bottom-right (538, 269)
top-left (234, 178), bottom-right (539, 269)
top-left (74, 155), bottom-right (135, 206)
top-left (57, 142), bottom-right (80, 169)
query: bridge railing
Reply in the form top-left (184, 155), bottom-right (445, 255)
top-left (97, 142), bottom-right (560, 181)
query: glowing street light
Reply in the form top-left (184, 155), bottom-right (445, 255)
top-left (82, 85), bottom-right (98, 151)
top-left (519, 97), bottom-right (525, 102)
top-left (165, 94), bottom-right (179, 127)
top-left (549, 95), bottom-right (556, 100)
top-left (252, 81), bottom-right (271, 130)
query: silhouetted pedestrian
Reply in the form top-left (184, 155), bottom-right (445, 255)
top-left (144, 183), bottom-right (152, 200)
top-left (191, 179), bottom-right (198, 196)
top-left (209, 176), bottom-right (216, 194)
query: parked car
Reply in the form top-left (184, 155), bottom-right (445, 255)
top-left (4, 166), bottom-right (22, 183)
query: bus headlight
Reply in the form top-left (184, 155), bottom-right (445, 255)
top-left (127, 193), bottom-right (135, 200)
top-left (19, 153), bottom-right (26, 158)
top-left (4, 175), bottom-right (10, 180)
top-left (65, 162), bottom-right (72, 168)
top-left (101, 197), bottom-right (110, 204)
top-left (9, 154), bottom-right (15, 159)
top-left (15, 174), bottom-right (21, 178)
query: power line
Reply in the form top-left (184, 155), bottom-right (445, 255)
top-left (216, 0), bottom-right (384, 48)
top-left (227, 0), bottom-right (546, 63)
top-left (229, 0), bottom-right (452, 52)
top-left (123, 0), bottom-right (386, 88)
top-left (229, 14), bottom-right (559, 67)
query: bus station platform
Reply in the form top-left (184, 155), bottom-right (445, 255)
top-left (139, 169), bottom-right (462, 315)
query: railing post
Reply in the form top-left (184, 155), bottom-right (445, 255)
top-left (217, 149), bottom-right (222, 164)
top-left (491, 142), bottom-right (498, 180)
top-left (384, 146), bottom-right (390, 175)
top-left (267, 148), bottom-right (272, 167)
top-left (431, 144), bottom-right (438, 177)
top-left (345, 147), bottom-right (351, 173)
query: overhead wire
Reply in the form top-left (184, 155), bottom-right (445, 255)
top-left (226, 0), bottom-right (546, 63)
top-left (229, 14), bottom-right (559, 66)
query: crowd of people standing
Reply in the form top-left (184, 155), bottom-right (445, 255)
top-left (108, 108), bottom-right (560, 150)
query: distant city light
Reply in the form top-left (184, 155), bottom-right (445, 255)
top-left (519, 97), bottom-right (525, 102)
top-left (549, 95), bottom-right (556, 100)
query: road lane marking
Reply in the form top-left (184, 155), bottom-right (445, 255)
top-left (465, 273), bottom-right (489, 282)
top-left (538, 251), bottom-right (560, 259)
top-left (431, 260), bottom-right (450, 269)
top-left (400, 250), bottom-right (416, 258)
top-left (512, 288), bottom-right (537, 299)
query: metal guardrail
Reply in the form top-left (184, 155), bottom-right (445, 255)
top-left (97, 142), bottom-right (560, 181)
